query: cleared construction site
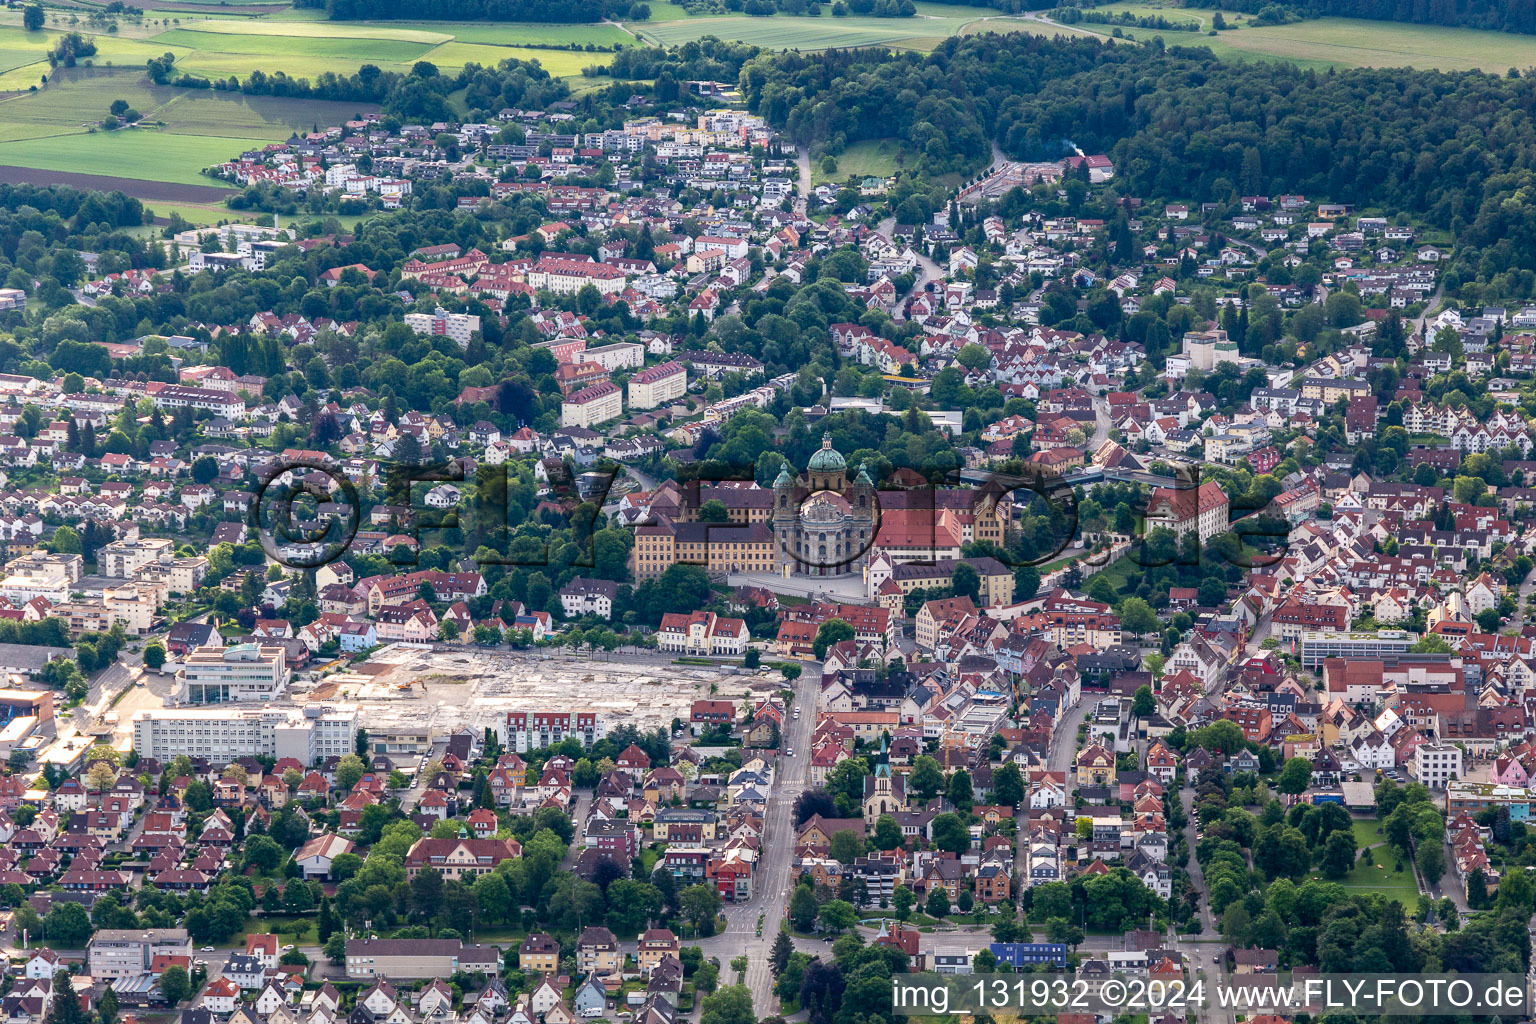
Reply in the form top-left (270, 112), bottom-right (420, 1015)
top-left (293, 646), bottom-right (778, 740)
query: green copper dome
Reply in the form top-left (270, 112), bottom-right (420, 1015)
top-left (856, 462), bottom-right (874, 486)
top-left (773, 464), bottom-right (794, 488)
top-left (807, 432), bottom-right (846, 473)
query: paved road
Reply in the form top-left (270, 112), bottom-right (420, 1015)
top-left (873, 214), bottom-right (945, 321)
top-left (1090, 394), bottom-right (1111, 450)
top-left (694, 669), bottom-right (819, 1012)
top-left (1180, 786), bottom-right (1213, 934)
top-left (1018, 690), bottom-right (1094, 911)
top-left (795, 146), bottom-right (811, 205)
top-left (1414, 279), bottom-right (1446, 341)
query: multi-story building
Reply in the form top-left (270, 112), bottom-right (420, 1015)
top-left (176, 643), bottom-right (290, 704)
top-left (527, 257), bottom-right (626, 296)
top-left (404, 307), bottom-right (481, 348)
top-left (144, 384), bottom-right (246, 419)
top-left (657, 611), bottom-right (749, 656)
top-left (633, 516), bottom-right (776, 580)
top-left (1302, 630), bottom-right (1419, 669)
top-left (1146, 480), bottom-right (1229, 541)
top-left (344, 939), bottom-right (498, 980)
top-left (561, 381), bottom-right (622, 428)
top-left (558, 576), bottom-right (618, 619)
top-left (504, 710), bottom-right (605, 752)
top-left (402, 837), bottom-right (522, 880)
top-left (627, 361), bottom-right (687, 410)
top-left (89, 929), bottom-right (192, 981)
top-left (1412, 741), bottom-right (1462, 788)
top-left (519, 934), bottom-right (561, 975)
top-left (131, 706), bottom-right (357, 764)
top-left (868, 555), bottom-right (1014, 608)
top-left (99, 537), bottom-right (175, 578)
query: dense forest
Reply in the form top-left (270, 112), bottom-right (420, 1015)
top-left (1184, 0), bottom-right (1536, 35)
top-left (743, 33), bottom-right (1536, 270)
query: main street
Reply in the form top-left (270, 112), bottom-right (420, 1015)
top-left (695, 666), bottom-right (819, 1011)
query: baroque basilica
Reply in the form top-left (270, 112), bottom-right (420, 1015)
top-left (771, 433), bottom-right (877, 578)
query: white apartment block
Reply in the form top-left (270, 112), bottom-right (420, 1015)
top-left (132, 705), bottom-right (357, 765)
top-left (5, 551), bottom-right (82, 584)
top-left (582, 342), bottom-right (646, 371)
top-left (100, 537), bottom-right (176, 579)
top-left (627, 361), bottom-right (687, 410)
top-left (404, 307), bottom-right (481, 348)
top-left (177, 643), bottom-right (290, 705)
top-left (561, 382), bottom-right (622, 428)
top-left (0, 571), bottom-right (67, 606)
top-left (146, 384), bottom-right (246, 420)
top-left (89, 929), bottom-right (192, 982)
top-left (1412, 741), bottom-right (1462, 788)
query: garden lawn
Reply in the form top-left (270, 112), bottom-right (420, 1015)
top-left (814, 138), bottom-right (908, 185)
top-left (1309, 858), bottom-right (1418, 906)
top-left (1351, 816), bottom-right (1386, 851)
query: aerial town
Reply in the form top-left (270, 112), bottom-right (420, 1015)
top-left (1, 22), bottom-right (1536, 1024)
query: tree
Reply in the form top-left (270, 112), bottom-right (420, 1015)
top-left (812, 619), bottom-right (854, 660)
top-left (770, 929), bottom-right (793, 975)
top-left (334, 753), bottom-right (366, 791)
top-left (46, 970), bottom-right (87, 1024)
top-left (411, 866), bottom-right (445, 922)
top-left (699, 986), bottom-right (753, 1024)
top-left (86, 760), bottom-right (117, 794)
top-left (893, 884), bottom-right (915, 921)
top-left (993, 761), bottom-right (1023, 807)
top-left (952, 562), bottom-right (981, 602)
top-left (1321, 829), bottom-right (1356, 878)
top-left (97, 985), bottom-right (118, 1024)
top-left (819, 899), bottom-right (858, 933)
top-left (242, 834), bottom-right (284, 873)
top-left (698, 499), bottom-right (731, 523)
top-left (789, 885), bottom-right (818, 931)
top-left (908, 755), bottom-right (944, 803)
top-left (1120, 596), bottom-right (1158, 636)
top-left (679, 883), bottom-right (723, 933)
top-left (931, 812), bottom-right (970, 855)
top-left (23, 5), bottom-right (43, 31)
top-left (158, 966), bottom-right (192, 1006)
top-left (1277, 757), bottom-right (1313, 796)
top-left (1418, 843), bottom-right (1446, 885)
top-left (946, 768), bottom-right (974, 812)
top-left (142, 642), bottom-right (166, 671)
top-left (604, 879), bottom-right (661, 936)
top-left (44, 901), bottom-right (93, 946)
top-left (828, 828), bottom-right (864, 864)
top-left (873, 813), bottom-right (904, 850)
top-left (473, 872), bottom-right (513, 925)
top-left (1132, 685), bottom-right (1155, 718)
top-left (324, 934), bottom-right (347, 966)
top-left (925, 887), bottom-right (950, 917)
